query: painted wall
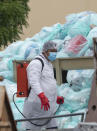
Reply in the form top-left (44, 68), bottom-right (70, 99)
top-left (20, 0), bottom-right (97, 40)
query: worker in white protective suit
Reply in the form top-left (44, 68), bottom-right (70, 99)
top-left (22, 41), bottom-right (64, 130)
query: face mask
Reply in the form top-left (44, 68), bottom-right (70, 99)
top-left (48, 52), bottom-right (57, 61)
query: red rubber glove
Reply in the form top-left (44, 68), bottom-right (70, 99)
top-left (38, 92), bottom-right (50, 111)
top-left (57, 96), bottom-right (64, 104)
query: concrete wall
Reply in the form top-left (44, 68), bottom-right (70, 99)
top-left (20, 0), bottom-right (97, 40)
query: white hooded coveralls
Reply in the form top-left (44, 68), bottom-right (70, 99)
top-left (22, 54), bottom-right (58, 130)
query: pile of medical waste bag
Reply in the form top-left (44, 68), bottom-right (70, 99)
top-left (0, 11), bottom-right (97, 130)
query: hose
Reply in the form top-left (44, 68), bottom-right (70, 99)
top-left (13, 92), bottom-right (61, 126)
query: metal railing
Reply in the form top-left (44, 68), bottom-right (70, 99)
top-left (15, 112), bottom-right (85, 123)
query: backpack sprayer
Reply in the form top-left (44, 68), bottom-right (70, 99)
top-left (16, 62), bottom-right (29, 97)
top-left (16, 57), bottom-right (44, 97)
